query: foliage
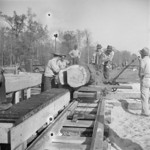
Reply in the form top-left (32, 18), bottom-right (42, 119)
top-left (0, 9), bottom-right (138, 71)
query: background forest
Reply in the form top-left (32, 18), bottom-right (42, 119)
top-left (0, 9), bottom-right (138, 71)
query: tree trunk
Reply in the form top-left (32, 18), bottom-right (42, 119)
top-left (59, 64), bottom-right (102, 88)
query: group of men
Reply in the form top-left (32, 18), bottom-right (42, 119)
top-left (92, 44), bottom-right (115, 81)
top-left (0, 43), bottom-right (150, 117)
top-left (91, 44), bottom-right (150, 117)
top-left (43, 44), bottom-right (81, 91)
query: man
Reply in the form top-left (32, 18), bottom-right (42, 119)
top-left (69, 45), bottom-right (81, 65)
top-left (0, 68), bottom-right (12, 110)
top-left (43, 52), bottom-right (62, 91)
top-left (92, 44), bottom-right (103, 70)
top-left (101, 45), bottom-right (114, 81)
top-left (58, 54), bottom-right (70, 70)
top-left (138, 47), bottom-right (150, 116)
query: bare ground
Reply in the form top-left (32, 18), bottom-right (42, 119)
top-left (105, 81), bottom-right (150, 150)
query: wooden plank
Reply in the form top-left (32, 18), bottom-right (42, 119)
top-left (88, 85), bottom-right (133, 90)
top-left (42, 143), bottom-right (90, 150)
top-left (78, 103), bottom-right (98, 107)
top-left (27, 88), bottom-right (31, 99)
top-left (0, 123), bottom-right (14, 143)
top-left (10, 91), bottom-right (70, 150)
top-left (90, 99), bottom-right (105, 150)
top-left (61, 127), bottom-right (93, 133)
top-left (14, 91), bottom-right (20, 104)
top-left (74, 91), bottom-right (96, 98)
top-left (68, 113), bottom-right (96, 120)
top-left (5, 73), bottom-right (42, 93)
top-left (105, 92), bottom-right (140, 99)
top-left (63, 120), bottom-right (94, 128)
top-left (75, 107), bottom-right (97, 113)
top-left (52, 136), bottom-right (92, 144)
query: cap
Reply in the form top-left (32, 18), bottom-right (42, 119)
top-left (107, 45), bottom-right (113, 51)
top-left (97, 44), bottom-right (102, 49)
top-left (139, 47), bottom-right (149, 56)
top-left (51, 52), bottom-right (66, 57)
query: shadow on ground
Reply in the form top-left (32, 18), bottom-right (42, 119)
top-left (119, 99), bottom-right (141, 116)
top-left (108, 127), bottom-right (143, 150)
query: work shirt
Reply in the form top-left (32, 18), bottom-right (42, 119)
top-left (58, 59), bottom-right (70, 69)
top-left (92, 49), bottom-right (104, 64)
top-left (101, 50), bottom-right (114, 64)
top-left (69, 49), bottom-right (81, 58)
top-left (44, 57), bottom-right (61, 77)
top-left (139, 56), bottom-right (150, 78)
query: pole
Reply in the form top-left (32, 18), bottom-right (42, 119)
top-left (55, 37), bottom-right (56, 52)
top-left (54, 34), bottom-right (58, 52)
top-left (87, 37), bottom-right (89, 64)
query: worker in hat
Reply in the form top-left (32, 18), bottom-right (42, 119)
top-left (92, 44), bottom-right (103, 70)
top-left (69, 45), bottom-right (81, 65)
top-left (138, 47), bottom-right (150, 116)
top-left (42, 52), bottom-right (67, 91)
top-left (101, 45), bottom-right (115, 81)
top-left (58, 54), bottom-right (70, 70)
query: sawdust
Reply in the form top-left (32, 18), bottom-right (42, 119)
top-left (107, 83), bottom-right (150, 150)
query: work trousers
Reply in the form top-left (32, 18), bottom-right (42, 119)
top-left (140, 77), bottom-right (150, 115)
top-left (103, 62), bottom-right (110, 80)
top-left (72, 57), bottom-right (79, 65)
top-left (42, 76), bottom-right (56, 92)
top-left (0, 73), bottom-right (6, 103)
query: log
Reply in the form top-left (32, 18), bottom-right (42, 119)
top-left (59, 65), bottom-right (93, 88)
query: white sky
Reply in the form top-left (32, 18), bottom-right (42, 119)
top-left (0, 0), bottom-right (149, 54)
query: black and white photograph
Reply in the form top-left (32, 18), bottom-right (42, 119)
top-left (0, 0), bottom-right (150, 150)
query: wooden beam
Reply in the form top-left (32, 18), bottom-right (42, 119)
top-left (52, 136), bottom-right (92, 144)
top-left (26, 88), bottom-right (31, 99)
top-left (61, 127), bottom-right (93, 133)
top-left (63, 120), bottom-right (94, 128)
top-left (43, 143), bottom-right (90, 150)
top-left (5, 73), bottom-right (42, 93)
top-left (78, 103), bottom-right (98, 108)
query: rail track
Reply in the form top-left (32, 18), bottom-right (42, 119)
top-left (1, 84), bottom-right (132, 150)
top-left (26, 86), bottom-right (106, 150)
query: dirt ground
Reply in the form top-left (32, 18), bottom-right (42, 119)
top-left (104, 69), bottom-right (150, 150)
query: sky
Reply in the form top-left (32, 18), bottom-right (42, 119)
top-left (0, 0), bottom-right (149, 54)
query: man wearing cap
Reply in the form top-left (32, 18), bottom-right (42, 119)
top-left (69, 45), bottom-right (81, 65)
top-left (101, 45), bottom-right (114, 81)
top-left (92, 44), bottom-right (103, 70)
top-left (58, 54), bottom-right (70, 70)
top-left (139, 47), bottom-right (150, 116)
top-left (43, 52), bottom-right (64, 91)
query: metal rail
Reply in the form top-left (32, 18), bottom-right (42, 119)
top-left (27, 88), bottom-right (105, 150)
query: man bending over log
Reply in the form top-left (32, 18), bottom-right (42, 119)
top-left (42, 52), bottom-right (69, 91)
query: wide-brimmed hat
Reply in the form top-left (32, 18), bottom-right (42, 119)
top-left (139, 47), bottom-right (149, 56)
top-left (97, 44), bottom-right (102, 49)
top-left (52, 51), bottom-right (66, 57)
top-left (107, 45), bottom-right (113, 51)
